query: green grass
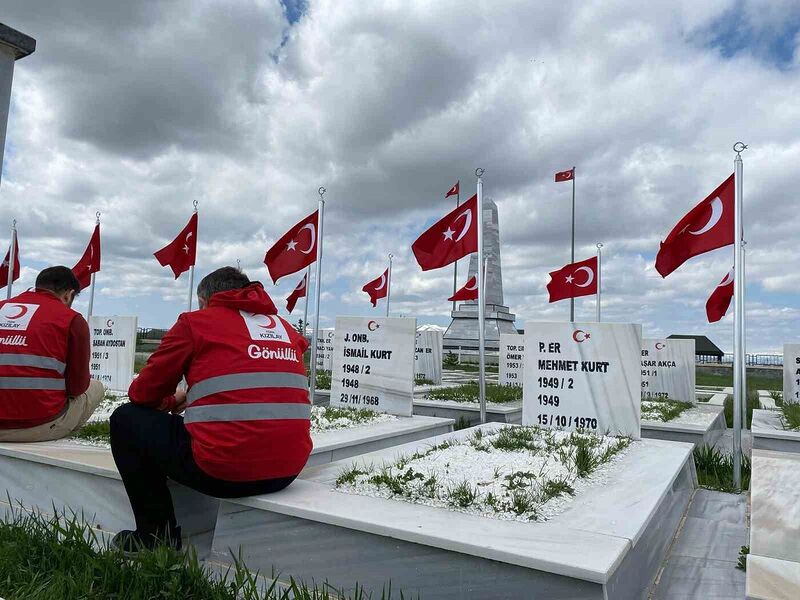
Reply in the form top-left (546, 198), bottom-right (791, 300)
top-left (640, 398), bottom-right (694, 422)
top-left (442, 362), bottom-right (499, 373)
top-left (693, 445), bottom-right (751, 493)
top-left (71, 421), bottom-right (110, 443)
top-left (696, 369), bottom-right (781, 392)
top-left (414, 375), bottom-right (435, 386)
top-left (425, 382), bottom-right (522, 404)
top-left (314, 370), bottom-right (331, 390)
top-left (724, 391), bottom-right (760, 428)
top-left (0, 509), bottom-right (411, 599)
top-left (779, 402), bottom-right (800, 431)
top-left (737, 545), bottom-right (749, 571)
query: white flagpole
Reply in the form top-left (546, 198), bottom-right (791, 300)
top-left (596, 243), bottom-right (603, 322)
top-left (732, 142), bottom-right (747, 489)
top-left (6, 219), bottom-right (16, 300)
top-left (187, 200), bottom-right (198, 312)
top-left (302, 265), bottom-right (311, 337)
top-left (386, 253), bottom-right (393, 317)
top-left (87, 212), bottom-right (100, 318)
top-left (570, 166), bottom-right (576, 323)
top-left (452, 188), bottom-right (460, 313)
top-left (742, 241), bottom-right (748, 430)
top-left (476, 168), bottom-right (487, 423)
top-left (309, 187), bottom-right (326, 404)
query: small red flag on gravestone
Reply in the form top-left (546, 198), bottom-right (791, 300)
top-left (555, 168), bottom-right (574, 182)
top-left (72, 224), bottom-right (101, 290)
top-left (0, 236), bottom-right (20, 290)
top-left (448, 274), bottom-right (479, 302)
top-left (547, 256), bottom-right (598, 303)
top-left (655, 174), bottom-right (734, 278)
top-left (286, 273), bottom-right (307, 314)
top-left (264, 210), bottom-right (318, 284)
top-left (154, 213), bottom-right (198, 279)
top-left (362, 269), bottom-right (389, 307)
top-left (706, 267), bottom-right (734, 323)
top-left (445, 181), bottom-right (459, 198)
top-left (411, 194), bottom-right (478, 271)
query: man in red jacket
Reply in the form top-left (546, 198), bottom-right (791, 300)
top-left (110, 267), bottom-right (312, 551)
top-left (0, 266), bottom-right (103, 441)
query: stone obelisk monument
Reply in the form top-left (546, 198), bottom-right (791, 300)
top-left (443, 198), bottom-right (517, 354)
top-left (0, 23), bottom-right (36, 187)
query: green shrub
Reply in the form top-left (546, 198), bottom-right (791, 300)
top-left (693, 445), bottom-right (751, 493)
top-left (724, 391), bottom-right (760, 428)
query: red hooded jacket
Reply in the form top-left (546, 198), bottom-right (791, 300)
top-left (129, 283), bottom-right (312, 481)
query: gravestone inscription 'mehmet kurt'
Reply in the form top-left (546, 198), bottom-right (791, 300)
top-left (330, 317), bottom-right (416, 416)
top-left (523, 322), bottom-right (642, 439)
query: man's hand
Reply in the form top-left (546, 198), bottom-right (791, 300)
top-left (171, 389), bottom-right (188, 415)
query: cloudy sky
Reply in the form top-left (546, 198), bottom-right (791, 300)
top-left (1, 0), bottom-right (799, 352)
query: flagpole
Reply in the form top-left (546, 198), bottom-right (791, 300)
top-left (476, 168), bottom-right (487, 424)
top-left (742, 241), bottom-right (748, 430)
top-left (302, 265), bottom-right (311, 338)
top-left (309, 187), bottom-right (326, 405)
top-left (187, 200), bottom-right (198, 312)
top-left (570, 166), bottom-right (576, 323)
top-left (452, 189), bottom-right (460, 313)
top-left (6, 219), bottom-right (16, 300)
top-left (87, 212), bottom-right (100, 318)
top-left (386, 253), bottom-right (393, 317)
top-left (732, 142), bottom-right (747, 489)
top-left (596, 243), bottom-right (603, 322)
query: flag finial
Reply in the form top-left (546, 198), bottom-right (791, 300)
top-left (95, 211), bottom-right (101, 224)
top-left (475, 168), bottom-right (484, 178)
top-left (318, 186), bottom-right (326, 199)
top-left (733, 142), bottom-right (747, 156)
top-left (193, 199), bottom-right (199, 212)
top-left (596, 242), bottom-right (603, 249)
top-left (11, 219), bottom-right (15, 229)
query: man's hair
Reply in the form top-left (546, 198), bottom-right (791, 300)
top-left (35, 266), bottom-right (81, 295)
top-left (197, 267), bottom-right (250, 301)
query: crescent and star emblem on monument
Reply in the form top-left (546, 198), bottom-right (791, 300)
top-left (368, 320), bottom-right (380, 331)
top-left (572, 330), bottom-right (590, 343)
top-left (655, 342), bottom-right (666, 350)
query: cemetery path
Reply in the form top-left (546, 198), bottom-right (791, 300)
top-left (651, 489), bottom-right (748, 599)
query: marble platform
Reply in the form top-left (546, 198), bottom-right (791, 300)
top-left (751, 409), bottom-right (800, 454)
top-left (641, 405), bottom-right (726, 447)
top-left (211, 425), bottom-right (696, 599)
top-left (747, 449), bottom-right (800, 599)
top-left (412, 398), bottom-right (522, 426)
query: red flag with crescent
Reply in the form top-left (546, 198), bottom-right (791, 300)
top-left (264, 210), bottom-right (318, 284)
top-left (445, 181), bottom-right (459, 198)
top-left (547, 256), bottom-right (598, 303)
top-left (706, 267), bottom-right (734, 323)
top-left (72, 224), bottom-right (101, 290)
top-left (286, 273), bottom-right (307, 314)
top-left (555, 168), bottom-right (574, 182)
top-left (0, 236), bottom-right (20, 290)
top-left (154, 213), bottom-right (197, 279)
top-left (412, 194), bottom-right (478, 271)
top-left (362, 268), bottom-right (389, 307)
top-left (655, 174), bottom-right (734, 278)
top-left (448, 274), bottom-right (479, 302)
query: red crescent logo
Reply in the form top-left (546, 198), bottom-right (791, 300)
top-left (258, 315), bottom-right (277, 329)
top-left (655, 342), bottom-right (666, 350)
top-left (6, 305), bottom-right (28, 320)
top-left (368, 320), bottom-right (380, 331)
top-left (572, 330), bottom-right (590, 343)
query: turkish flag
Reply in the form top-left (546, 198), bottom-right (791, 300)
top-left (286, 273), bottom-right (307, 314)
top-left (362, 269), bottom-right (389, 307)
top-left (0, 236), bottom-right (20, 290)
top-left (706, 267), bottom-right (734, 323)
top-left (154, 213), bottom-right (198, 279)
top-left (555, 168), bottom-right (574, 182)
top-left (448, 274), bottom-right (479, 302)
top-left (264, 210), bottom-right (318, 284)
top-left (412, 194), bottom-right (478, 271)
top-left (72, 224), bottom-right (101, 290)
top-left (655, 174), bottom-right (734, 278)
top-left (445, 181), bottom-right (459, 198)
top-left (547, 256), bottom-right (598, 303)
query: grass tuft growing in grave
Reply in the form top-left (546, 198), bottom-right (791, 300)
top-left (414, 375), bottom-right (435, 386)
top-left (314, 370), bottom-right (331, 390)
top-left (779, 402), bottom-right (800, 431)
top-left (723, 392), bottom-right (760, 428)
top-left (424, 382), bottom-right (522, 404)
top-left (640, 398), bottom-right (694, 422)
top-left (0, 508), bottom-right (411, 599)
top-left (71, 421), bottom-right (111, 444)
top-left (693, 445), bottom-right (751, 493)
top-left (335, 426), bottom-right (631, 521)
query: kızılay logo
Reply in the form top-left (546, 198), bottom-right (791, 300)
top-left (240, 311), bottom-right (291, 343)
top-left (0, 303), bottom-right (39, 331)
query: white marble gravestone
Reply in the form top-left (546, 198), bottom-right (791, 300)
top-left (315, 328), bottom-right (335, 372)
top-left (523, 322), bottom-right (642, 439)
top-left (784, 344), bottom-right (800, 405)
top-left (330, 317), bottom-right (416, 416)
top-left (415, 330), bottom-right (442, 385)
top-left (89, 316), bottom-right (137, 392)
top-left (499, 333), bottom-right (524, 388)
top-left (641, 338), bottom-right (695, 403)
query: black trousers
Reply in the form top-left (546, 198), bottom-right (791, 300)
top-left (110, 403), bottom-right (295, 535)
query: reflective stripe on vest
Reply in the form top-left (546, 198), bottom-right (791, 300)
top-left (184, 402), bottom-right (311, 424)
top-left (187, 372), bottom-right (308, 406)
top-left (0, 377), bottom-right (66, 390)
top-left (0, 353), bottom-right (66, 375)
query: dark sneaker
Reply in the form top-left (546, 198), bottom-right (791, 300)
top-left (111, 527), bottom-right (182, 554)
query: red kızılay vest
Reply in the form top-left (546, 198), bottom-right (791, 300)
top-left (182, 306), bottom-right (312, 481)
top-left (0, 290), bottom-right (78, 425)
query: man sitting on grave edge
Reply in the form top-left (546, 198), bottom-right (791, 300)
top-left (0, 266), bottom-right (104, 442)
top-left (109, 266), bottom-right (312, 552)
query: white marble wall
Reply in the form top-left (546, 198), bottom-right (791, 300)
top-left (784, 344), bottom-right (800, 404)
top-left (415, 330), bottom-right (443, 385)
top-left (499, 333), bottom-right (524, 388)
top-left (641, 338), bottom-right (695, 403)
